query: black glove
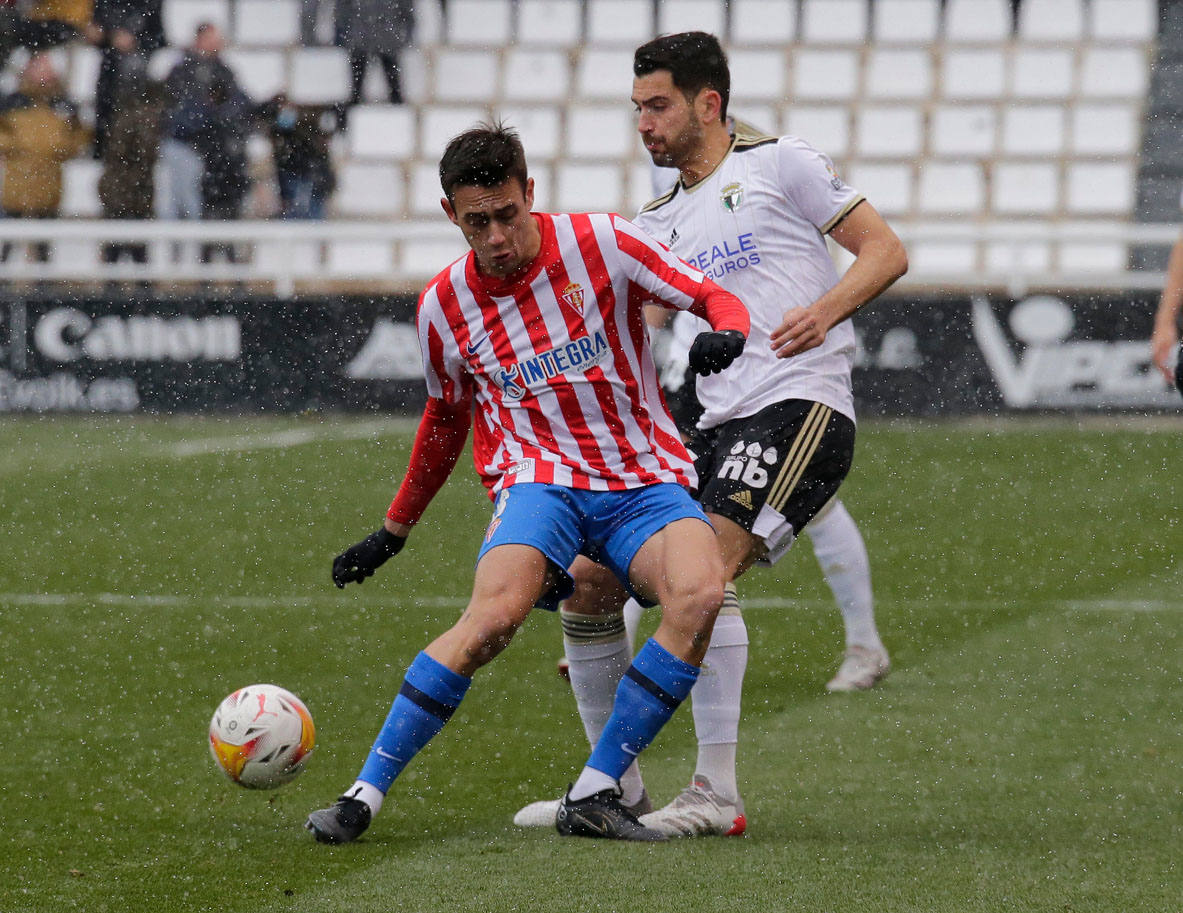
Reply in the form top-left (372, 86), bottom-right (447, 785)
top-left (688, 329), bottom-right (746, 375)
top-left (331, 527), bottom-right (405, 588)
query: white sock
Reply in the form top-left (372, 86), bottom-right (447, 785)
top-left (345, 780), bottom-right (385, 816)
top-left (690, 585), bottom-right (746, 803)
top-left (569, 766), bottom-right (618, 802)
top-left (561, 608), bottom-right (645, 805)
top-left (806, 500), bottom-right (884, 652)
top-left (623, 597), bottom-right (644, 653)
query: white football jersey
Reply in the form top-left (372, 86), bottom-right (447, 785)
top-left (636, 128), bottom-right (864, 427)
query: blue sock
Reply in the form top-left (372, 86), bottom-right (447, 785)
top-left (585, 638), bottom-right (699, 780)
top-left (357, 652), bottom-right (471, 793)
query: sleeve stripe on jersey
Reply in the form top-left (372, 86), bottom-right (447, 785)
top-left (821, 194), bottom-right (866, 235)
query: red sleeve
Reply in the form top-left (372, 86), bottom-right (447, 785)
top-left (688, 279), bottom-right (750, 337)
top-left (386, 395), bottom-right (471, 526)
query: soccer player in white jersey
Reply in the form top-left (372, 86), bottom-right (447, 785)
top-left (515, 32), bottom-right (907, 837)
top-left (305, 122), bottom-right (751, 844)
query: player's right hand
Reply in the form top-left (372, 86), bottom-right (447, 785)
top-left (332, 527), bottom-right (406, 588)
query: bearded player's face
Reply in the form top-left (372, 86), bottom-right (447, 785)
top-left (632, 70), bottom-right (706, 170)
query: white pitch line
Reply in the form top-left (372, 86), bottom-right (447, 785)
top-left (163, 419), bottom-right (415, 458)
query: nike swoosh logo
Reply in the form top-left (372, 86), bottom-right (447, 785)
top-left (621, 743), bottom-right (639, 757)
top-left (374, 747), bottom-right (401, 762)
top-left (465, 334), bottom-right (488, 357)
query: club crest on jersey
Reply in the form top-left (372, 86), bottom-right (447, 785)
top-left (491, 330), bottom-right (611, 402)
top-left (559, 281), bottom-right (585, 315)
top-left (721, 182), bottom-right (743, 212)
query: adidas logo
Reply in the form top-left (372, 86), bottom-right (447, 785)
top-left (728, 490), bottom-right (754, 510)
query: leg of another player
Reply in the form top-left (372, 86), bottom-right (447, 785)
top-left (805, 499), bottom-right (890, 691)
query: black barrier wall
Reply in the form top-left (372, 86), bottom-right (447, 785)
top-left (0, 291), bottom-right (1177, 414)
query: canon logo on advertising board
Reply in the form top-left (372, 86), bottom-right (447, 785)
top-left (33, 307), bottom-right (241, 362)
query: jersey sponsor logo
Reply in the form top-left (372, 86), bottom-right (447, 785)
top-left (687, 232), bottom-right (761, 280)
top-left (721, 182), bottom-right (743, 212)
top-left (559, 282), bottom-right (585, 316)
top-left (728, 489), bottom-right (755, 510)
top-left (718, 440), bottom-right (778, 488)
top-left (491, 330), bottom-right (611, 402)
top-left (972, 295), bottom-right (1175, 408)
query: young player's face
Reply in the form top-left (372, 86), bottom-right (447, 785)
top-left (632, 70), bottom-right (706, 170)
top-left (443, 178), bottom-right (539, 278)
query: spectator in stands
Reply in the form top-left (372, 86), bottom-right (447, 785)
top-left (158, 22), bottom-right (253, 224)
top-left (0, 0), bottom-right (94, 70)
top-left (300, 0), bottom-right (329, 46)
top-left (335, 0), bottom-right (413, 108)
top-left (1152, 230), bottom-right (1183, 398)
top-left (98, 56), bottom-right (164, 263)
top-left (261, 92), bottom-right (339, 219)
top-left (90, 0), bottom-right (165, 162)
top-left (0, 51), bottom-right (90, 262)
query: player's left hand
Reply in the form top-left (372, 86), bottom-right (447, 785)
top-left (332, 527), bottom-right (406, 588)
top-left (771, 306), bottom-right (828, 358)
top-left (688, 329), bottom-right (746, 375)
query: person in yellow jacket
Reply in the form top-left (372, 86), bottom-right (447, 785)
top-left (0, 52), bottom-right (91, 261)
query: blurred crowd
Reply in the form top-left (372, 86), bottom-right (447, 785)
top-left (0, 0), bottom-right (415, 262)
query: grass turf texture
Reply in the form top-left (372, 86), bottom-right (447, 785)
top-left (1, 415), bottom-right (1179, 912)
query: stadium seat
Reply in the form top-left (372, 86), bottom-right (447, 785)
top-left (575, 48), bottom-right (636, 101)
top-left (1069, 104), bottom-right (1140, 157)
top-left (732, 105), bottom-right (778, 135)
top-left (657, 0), bottom-right (726, 37)
top-left (929, 105), bottom-right (996, 157)
top-left (407, 161), bottom-right (446, 217)
top-left (528, 163), bottom-right (555, 210)
top-left (943, 0), bottom-right (1011, 42)
top-left (516, 0), bottom-right (583, 48)
top-left (864, 48), bottom-right (932, 100)
top-left (446, 0), bottom-right (513, 47)
top-left (872, 0), bottom-right (940, 44)
top-left (234, 0), bottom-right (300, 47)
top-left (255, 240), bottom-right (322, 277)
top-left (163, 0), bottom-right (230, 47)
top-left (854, 106), bottom-right (923, 158)
top-left (397, 48), bottom-right (429, 104)
top-left (847, 162), bottom-right (912, 215)
top-left (496, 105), bottom-right (562, 160)
top-left (347, 105), bottom-right (417, 160)
top-left (792, 49), bottom-right (860, 101)
top-left (502, 48), bottom-right (571, 102)
top-left (61, 159), bottom-right (102, 217)
top-left (67, 44), bottom-right (100, 104)
top-left (628, 161), bottom-right (658, 210)
top-left (909, 240), bottom-right (976, 275)
top-left (985, 238), bottom-right (1051, 275)
top-left (1079, 48), bottom-right (1150, 99)
top-left (1009, 48), bottom-right (1075, 100)
top-left (334, 162), bottom-right (404, 217)
top-left (1059, 241), bottom-right (1126, 274)
top-left (586, 0), bottom-right (655, 46)
top-left (1017, 0), bottom-right (1084, 42)
top-left (1088, 0), bottom-right (1157, 43)
top-left (917, 161), bottom-right (985, 215)
top-left (287, 48), bottom-right (350, 104)
top-left (728, 49), bottom-right (788, 102)
top-left (327, 240), bottom-right (394, 276)
top-left (729, 0), bottom-right (797, 44)
top-left (567, 105), bottom-right (634, 159)
top-left (419, 106), bottom-right (487, 157)
top-left (992, 162), bottom-right (1059, 215)
top-left (1065, 162), bottom-right (1135, 215)
top-left (223, 49), bottom-right (286, 100)
top-left (414, 0), bottom-right (445, 46)
top-left (799, 0), bottom-right (869, 44)
top-left (554, 162), bottom-right (625, 212)
top-left (940, 48), bottom-right (1006, 100)
top-left (432, 49), bottom-right (499, 103)
top-left (399, 236), bottom-right (468, 276)
top-left (784, 107), bottom-right (850, 158)
top-left (1000, 106), bottom-right (1067, 156)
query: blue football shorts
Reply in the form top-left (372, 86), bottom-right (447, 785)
top-left (475, 482), bottom-right (711, 611)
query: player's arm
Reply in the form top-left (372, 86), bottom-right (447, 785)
top-left (771, 201), bottom-right (907, 358)
top-left (685, 279), bottom-right (750, 375)
top-left (331, 394), bottom-right (471, 588)
top-left (1152, 235), bottom-right (1183, 382)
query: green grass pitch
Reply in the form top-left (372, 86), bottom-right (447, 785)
top-left (1, 414), bottom-right (1179, 912)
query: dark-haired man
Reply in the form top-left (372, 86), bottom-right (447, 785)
top-left (516, 31), bottom-right (907, 837)
top-left (305, 122), bottom-right (751, 844)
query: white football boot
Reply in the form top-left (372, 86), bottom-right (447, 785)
top-left (638, 776), bottom-right (746, 837)
top-left (514, 790), bottom-right (650, 828)
top-left (826, 645), bottom-right (891, 692)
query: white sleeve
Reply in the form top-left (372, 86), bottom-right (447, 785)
top-left (776, 136), bottom-right (864, 235)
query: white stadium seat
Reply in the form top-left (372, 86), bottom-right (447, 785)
top-left (792, 49), bottom-right (860, 101)
top-left (929, 105), bottom-right (996, 157)
top-left (1059, 242), bottom-right (1126, 274)
top-left (1065, 162), bottom-right (1135, 215)
top-left (408, 161), bottom-right (446, 217)
top-left (910, 240), bottom-right (977, 275)
top-left (516, 0), bottom-right (583, 48)
top-left (1088, 0), bottom-right (1157, 43)
top-left (917, 161), bottom-right (985, 215)
top-left (1009, 48), bottom-right (1075, 100)
top-left (864, 48), bottom-right (932, 100)
top-left (348, 105), bottom-right (417, 161)
top-left (1069, 104), bottom-right (1140, 157)
top-left (566, 105), bottom-right (634, 159)
top-left (854, 106), bottom-right (923, 158)
top-left (847, 163), bottom-right (913, 215)
top-left (1017, 0), bottom-right (1084, 42)
top-left (235, 0), bottom-right (300, 47)
top-left (729, 0), bottom-right (797, 44)
top-left (985, 238), bottom-right (1051, 275)
top-left (940, 48), bottom-right (1006, 100)
top-left (586, 0), bottom-right (655, 46)
top-left (502, 48), bottom-right (571, 103)
top-left (799, 0), bottom-right (869, 44)
top-left (432, 49), bottom-right (499, 103)
top-left (328, 241), bottom-right (394, 276)
top-left (575, 48), bottom-right (636, 101)
top-left (1079, 48), bottom-right (1150, 99)
top-left (943, 0), bottom-right (1011, 42)
top-left (657, 0), bottom-right (726, 37)
top-left (554, 162), bottom-right (625, 212)
top-left (287, 48), bottom-right (350, 104)
top-left (992, 162), bottom-right (1059, 215)
top-left (67, 44), bottom-right (101, 104)
top-left (414, 0), bottom-right (446, 46)
top-left (163, 0), bottom-right (230, 47)
top-left (446, 0), bottom-right (513, 47)
top-left (61, 159), bottom-right (102, 217)
top-left (873, 0), bottom-right (940, 44)
top-left (728, 50), bottom-right (788, 103)
top-left (784, 107), bottom-right (851, 158)
top-left (223, 49), bottom-right (286, 100)
top-left (1000, 106), bottom-right (1067, 156)
top-left (419, 106), bottom-right (487, 157)
top-left (334, 162), bottom-right (405, 217)
top-left (496, 105), bottom-right (563, 160)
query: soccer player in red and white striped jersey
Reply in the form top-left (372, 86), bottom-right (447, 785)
top-left (307, 122), bottom-right (751, 844)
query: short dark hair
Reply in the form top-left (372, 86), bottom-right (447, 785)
top-left (634, 31), bottom-right (730, 122)
top-left (438, 122), bottom-right (528, 202)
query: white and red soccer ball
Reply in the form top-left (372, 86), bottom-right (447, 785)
top-left (208, 684), bottom-right (315, 789)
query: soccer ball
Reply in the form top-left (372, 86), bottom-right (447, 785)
top-left (208, 684), bottom-right (315, 789)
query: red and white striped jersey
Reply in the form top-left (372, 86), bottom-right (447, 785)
top-left (415, 211), bottom-right (732, 495)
